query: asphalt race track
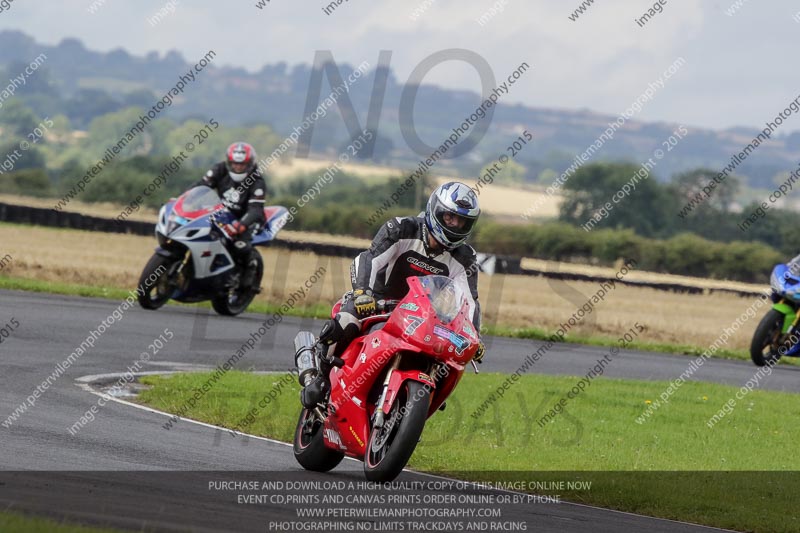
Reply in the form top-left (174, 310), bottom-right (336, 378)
top-left (0, 289), bottom-right (760, 532)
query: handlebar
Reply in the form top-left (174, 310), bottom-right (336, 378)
top-left (376, 299), bottom-right (401, 313)
top-left (209, 210), bottom-right (238, 240)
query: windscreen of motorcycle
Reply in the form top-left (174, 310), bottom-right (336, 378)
top-left (789, 254), bottom-right (800, 277)
top-left (419, 275), bottom-right (467, 324)
top-left (174, 186), bottom-right (222, 219)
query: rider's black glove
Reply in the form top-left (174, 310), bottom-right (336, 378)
top-left (352, 289), bottom-right (377, 318)
top-left (474, 341), bottom-right (486, 364)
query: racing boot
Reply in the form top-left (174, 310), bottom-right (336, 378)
top-left (240, 253), bottom-right (259, 290)
top-left (299, 319), bottom-right (346, 409)
top-left (300, 365), bottom-right (330, 409)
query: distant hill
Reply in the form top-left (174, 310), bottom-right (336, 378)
top-left (0, 30), bottom-right (796, 189)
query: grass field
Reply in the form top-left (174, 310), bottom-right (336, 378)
top-left (0, 191), bottom-right (766, 292)
top-left (268, 157), bottom-right (405, 183)
top-left (0, 222), bottom-right (777, 360)
top-left (0, 511), bottom-right (121, 533)
top-left (267, 158), bottom-right (564, 219)
top-left (137, 371), bottom-right (800, 532)
top-left (520, 256), bottom-right (765, 295)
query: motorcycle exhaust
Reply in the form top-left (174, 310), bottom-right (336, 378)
top-left (294, 331), bottom-right (319, 387)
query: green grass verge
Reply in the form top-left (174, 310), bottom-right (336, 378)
top-left (137, 370), bottom-right (800, 533)
top-left (0, 511), bottom-right (122, 533)
top-left (0, 275), bottom-right (331, 320)
top-left (0, 274), bottom-right (762, 363)
top-left (0, 276), bottom-right (133, 300)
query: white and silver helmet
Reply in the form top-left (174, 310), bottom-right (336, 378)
top-left (424, 181), bottom-right (480, 249)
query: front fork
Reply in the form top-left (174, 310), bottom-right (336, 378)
top-left (170, 250), bottom-right (192, 291)
top-left (177, 249), bottom-right (191, 274)
top-left (372, 357), bottom-right (443, 429)
top-left (157, 247), bottom-right (191, 282)
top-left (373, 355), bottom-right (401, 429)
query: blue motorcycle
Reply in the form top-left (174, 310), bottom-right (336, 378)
top-left (137, 185), bottom-right (289, 316)
top-left (750, 258), bottom-right (800, 366)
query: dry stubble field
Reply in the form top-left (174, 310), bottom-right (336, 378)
top-left (0, 223), bottom-right (767, 353)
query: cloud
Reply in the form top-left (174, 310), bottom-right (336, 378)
top-left (0, 0), bottom-right (798, 130)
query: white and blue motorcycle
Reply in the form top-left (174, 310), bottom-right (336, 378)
top-left (137, 185), bottom-right (289, 316)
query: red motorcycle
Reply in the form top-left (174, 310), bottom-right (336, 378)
top-left (292, 275), bottom-right (480, 482)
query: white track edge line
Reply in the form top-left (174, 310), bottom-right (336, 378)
top-left (76, 371), bottom-right (362, 463)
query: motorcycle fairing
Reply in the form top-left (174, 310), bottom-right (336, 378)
top-left (253, 206), bottom-right (290, 245)
top-left (322, 276), bottom-right (479, 457)
top-left (772, 301), bottom-right (797, 334)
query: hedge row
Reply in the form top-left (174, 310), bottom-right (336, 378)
top-left (277, 201), bottom-right (779, 283)
top-left (472, 222), bottom-right (780, 284)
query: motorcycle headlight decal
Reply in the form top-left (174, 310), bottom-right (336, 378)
top-left (166, 213), bottom-right (189, 235)
top-left (403, 315), bottom-right (425, 336)
top-left (417, 372), bottom-right (435, 386)
top-left (433, 325), bottom-right (469, 354)
top-left (462, 322), bottom-right (477, 339)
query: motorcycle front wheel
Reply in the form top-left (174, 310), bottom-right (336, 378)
top-left (137, 253), bottom-right (179, 310)
top-left (211, 251), bottom-right (264, 316)
top-left (750, 309), bottom-right (785, 367)
top-left (364, 380), bottom-right (430, 482)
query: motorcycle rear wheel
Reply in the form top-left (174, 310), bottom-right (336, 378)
top-left (750, 309), bottom-right (784, 367)
top-left (293, 408), bottom-right (345, 472)
top-left (211, 251), bottom-right (264, 316)
top-left (137, 253), bottom-right (179, 310)
top-left (364, 380), bottom-right (430, 482)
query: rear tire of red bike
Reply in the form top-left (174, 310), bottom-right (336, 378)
top-left (364, 380), bottom-right (430, 482)
top-left (293, 408), bottom-right (344, 472)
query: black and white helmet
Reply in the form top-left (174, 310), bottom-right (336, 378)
top-left (424, 181), bottom-right (480, 249)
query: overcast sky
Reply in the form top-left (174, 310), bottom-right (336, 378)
top-left (2, 0), bottom-right (800, 133)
